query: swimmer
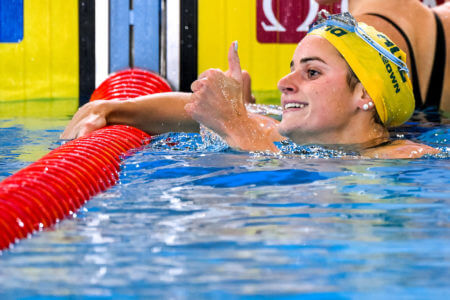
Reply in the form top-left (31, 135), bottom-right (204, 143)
top-left (62, 12), bottom-right (439, 159)
top-left (316, 0), bottom-right (450, 111)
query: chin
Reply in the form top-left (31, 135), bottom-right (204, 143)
top-left (278, 121), bottom-right (327, 145)
top-left (277, 123), bottom-right (302, 141)
top-left (277, 119), bottom-right (292, 138)
top-left (277, 126), bottom-right (290, 140)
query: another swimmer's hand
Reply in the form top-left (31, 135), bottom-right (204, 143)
top-left (60, 100), bottom-right (113, 140)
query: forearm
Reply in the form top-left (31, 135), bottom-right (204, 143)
top-left (61, 92), bottom-right (199, 139)
top-left (221, 113), bottom-right (282, 152)
top-left (106, 92), bottom-right (199, 134)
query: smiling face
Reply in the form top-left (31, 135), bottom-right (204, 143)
top-left (277, 35), bottom-right (365, 144)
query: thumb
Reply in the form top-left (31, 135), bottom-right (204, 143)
top-left (228, 41), bottom-right (242, 82)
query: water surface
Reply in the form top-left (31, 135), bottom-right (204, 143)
top-left (0, 110), bottom-right (449, 299)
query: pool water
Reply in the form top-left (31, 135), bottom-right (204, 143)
top-left (0, 109), bottom-right (449, 299)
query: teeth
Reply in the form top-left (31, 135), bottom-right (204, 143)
top-left (284, 103), bottom-right (307, 109)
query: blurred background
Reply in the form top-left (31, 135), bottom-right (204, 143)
top-left (0, 0), bottom-right (444, 117)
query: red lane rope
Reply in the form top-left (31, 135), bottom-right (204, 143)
top-left (0, 68), bottom-right (171, 250)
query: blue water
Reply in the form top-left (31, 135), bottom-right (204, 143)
top-left (0, 111), bottom-right (449, 299)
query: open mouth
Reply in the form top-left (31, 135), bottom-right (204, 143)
top-left (283, 102), bottom-right (308, 110)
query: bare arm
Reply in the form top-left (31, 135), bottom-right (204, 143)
top-left (61, 92), bottom-right (199, 139)
top-left (61, 43), bottom-right (282, 152)
top-left (361, 140), bottom-right (440, 159)
top-left (186, 42), bottom-right (283, 152)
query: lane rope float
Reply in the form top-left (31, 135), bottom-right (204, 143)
top-left (0, 68), bottom-right (171, 250)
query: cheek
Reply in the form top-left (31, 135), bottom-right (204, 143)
top-left (311, 81), bottom-right (352, 117)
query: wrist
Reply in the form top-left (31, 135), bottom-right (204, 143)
top-left (103, 100), bottom-right (129, 126)
top-left (222, 113), bottom-right (278, 152)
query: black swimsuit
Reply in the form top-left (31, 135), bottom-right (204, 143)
top-left (366, 12), bottom-right (446, 110)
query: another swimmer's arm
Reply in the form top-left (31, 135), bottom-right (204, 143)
top-left (61, 92), bottom-right (199, 139)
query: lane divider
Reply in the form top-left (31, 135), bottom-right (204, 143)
top-left (0, 68), bottom-right (171, 250)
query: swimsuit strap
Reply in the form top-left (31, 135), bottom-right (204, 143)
top-left (424, 12), bottom-right (446, 109)
top-left (365, 13), bottom-right (423, 108)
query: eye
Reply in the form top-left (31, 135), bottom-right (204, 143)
top-left (307, 69), bottom-right (320, 79)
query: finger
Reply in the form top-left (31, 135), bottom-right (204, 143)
top-left (228, 41), bottom-right (242, 82)
top-left (242, 70), bottom-right (254, 104)
top-left (191, 79), bottom-right (205, 92)
top-left (198, 68), bottom-right (222, 80)
top-left (60, 129), bottom-right (73, 140)
top-left (198, 70), bottom-right (209, 80)
top-left (184, 102), bottom-right (197, 116)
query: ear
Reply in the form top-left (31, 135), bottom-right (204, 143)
top-left (353, 82), bottom-right (374, 111)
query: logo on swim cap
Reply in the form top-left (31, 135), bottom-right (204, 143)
top-left (308, 13), bottom-right (415, 127)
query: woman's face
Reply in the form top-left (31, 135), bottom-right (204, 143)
top-left (277, 35), bottom-right (360, 144)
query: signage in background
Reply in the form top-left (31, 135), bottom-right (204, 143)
top-left (256, 0), bottom-right (446, 44)
top-left (257, 0), bottom-right (347, 43)
top-left (422, 0), bottom-right (446, 7)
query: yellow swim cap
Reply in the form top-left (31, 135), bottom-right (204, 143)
top-left (308, 12), bottom-right (414, 127)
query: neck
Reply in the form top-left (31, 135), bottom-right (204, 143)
top-left (288, 114), bottom-right (390, 151)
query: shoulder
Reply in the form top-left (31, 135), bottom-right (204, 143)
top-left (433, 2), bottom-right (450, 14)
top-left (361, 140), bottom-right (440, 159)
top-left (433, 3), bottom-right (450, 26)
top-left (353, 3), bottom-right (434, 49)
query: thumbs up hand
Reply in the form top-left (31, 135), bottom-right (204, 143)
top-left (186, 41), bottom-right (248, 139)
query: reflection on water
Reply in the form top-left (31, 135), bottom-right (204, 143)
top-left (0, 111), bottom-right (449, 298)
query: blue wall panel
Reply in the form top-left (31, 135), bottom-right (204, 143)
top-left (134, 0), bottom-right (160, 72)
top-left (0, 0), bottom-right (24, 43)
top-left (110, 0), bottom-right (130, 72)
top-left (109, 0), bottom-right (160, 73)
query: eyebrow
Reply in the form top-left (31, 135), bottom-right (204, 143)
top-left (290, 56), bottom-right (327, 69)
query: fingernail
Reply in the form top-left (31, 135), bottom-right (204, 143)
top-left (234, 41), bottom-right (238, 52)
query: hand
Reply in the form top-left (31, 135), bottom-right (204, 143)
top-left (230, 70), bottom-right (255, 104)
top-left (60, 100), bottom-right (112, 140)
top-left (186, 42), bottom-right (280, 152)
top-left (186, 41), bottom-right (247, 138)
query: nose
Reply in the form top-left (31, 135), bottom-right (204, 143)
top-left (277, 72), bottom-right (299, 94)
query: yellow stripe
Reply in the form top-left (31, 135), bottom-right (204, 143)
top-left (0, 0), bottom-right (79, 103)
top-left (0, 98), bottom-right (78, 120)
top-left (198, 0), bottom-right (296, 104)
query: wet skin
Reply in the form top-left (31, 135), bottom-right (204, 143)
top-left (277, 35), bottom-right (376, 145)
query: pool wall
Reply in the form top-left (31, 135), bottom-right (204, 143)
top-left (0, 0), bottom-right (445, 107)
top-left (0, 0), bottom-right (79, 103)
top-left (0, 0), bottom-right (346, 107)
